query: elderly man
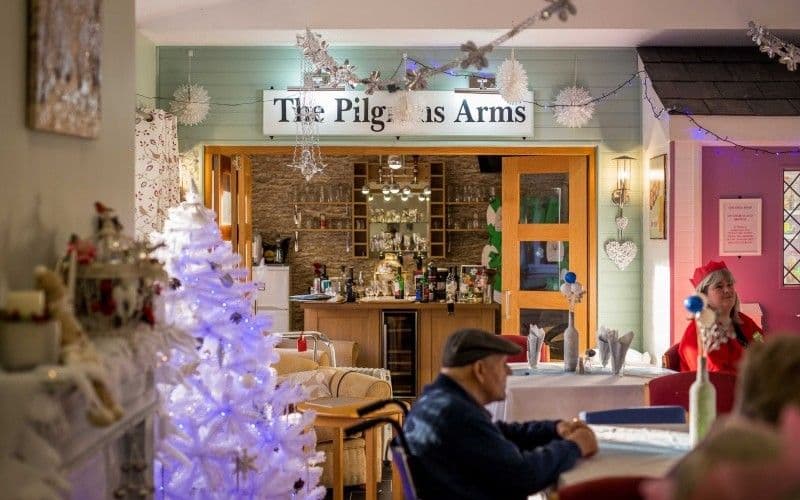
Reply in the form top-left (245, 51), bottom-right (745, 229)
top-left (403, 328), bottom-right (597, 500)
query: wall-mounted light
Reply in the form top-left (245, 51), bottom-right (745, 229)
top-left (605, 155), bottom-right (638, 271)
top-left (611, 155), bottom-right (634, 208)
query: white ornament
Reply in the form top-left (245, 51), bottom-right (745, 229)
top-left (170, 83), bottom-right (210, 126)
top-left (497, 51), bottom-right (529, 104)
top-left (391, 91), bottom-right (425, 125)
top-left (553, 86), bottom-right (595, 128)
top-left (615, 216), bottom-right (629, 231)
top-left (604, 240), bottom-right (638, 270)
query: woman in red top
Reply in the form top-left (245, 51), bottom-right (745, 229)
top-left (678, 260), bottom-right (765, 374)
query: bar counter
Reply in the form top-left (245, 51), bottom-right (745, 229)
top-left (302, 300), bottom-right (499, 395)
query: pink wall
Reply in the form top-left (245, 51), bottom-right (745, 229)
top-left (701, 146), bottom-right (800, 334)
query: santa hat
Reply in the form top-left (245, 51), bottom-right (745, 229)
top-left (690, 260), bottom-right (728, 288)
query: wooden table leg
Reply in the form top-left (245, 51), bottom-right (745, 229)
top-left (332, 426), bottom-right (344, 500)
top-left (365, 426), bottom-right (377, 500)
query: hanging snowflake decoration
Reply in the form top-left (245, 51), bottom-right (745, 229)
top-left (553, 86), bottom-right (595, 128)
top-left (391, 91), bottom-right (425, 126)
top-left (496, 51), bottom-right (529, 104)
top-left (170, 83), bottom-right (210, 126)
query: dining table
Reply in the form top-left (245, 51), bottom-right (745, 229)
top-left (489, 362), bottom-right (676, 423)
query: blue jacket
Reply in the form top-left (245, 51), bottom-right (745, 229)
top-left (403, 374), bottom-right (581, 500)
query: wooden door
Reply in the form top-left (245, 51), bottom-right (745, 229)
top-left (501, 155), bottom-right (591, 356)
top-left (205, 151), bottom-right (253, 274)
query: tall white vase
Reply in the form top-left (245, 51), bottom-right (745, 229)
top-left (563, 310), bottom-right (579, 372)
top-left (689, 356), bottom-right (717, 445)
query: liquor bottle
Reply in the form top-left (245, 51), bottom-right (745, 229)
top-left (427, 262), bottom-right (437, 302)
top-left (446, 266), bottom-right (458, 303)
top-left (345, 267), bottom-right (356, 303)
top-left (419, 272), bottom-right (429, 303)
top-left (393, 270), bottom-right (405, 299)
top-left (446, 266), bottom-right (457, 315)
top-left (297, 333), bottom-right (307, 352)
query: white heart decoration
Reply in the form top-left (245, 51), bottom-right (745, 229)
top-left (605, 240), bottom-right (638, 270)
top-left (615, 216), bottom-right (629, 231)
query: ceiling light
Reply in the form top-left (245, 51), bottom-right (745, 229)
top-left (400, 193), bottom-right (409, 202)
top-left (402, 186), bottom-right (411, 196)
top-left (382, 185), bottom-right (390, 195)
top-left (418, 193), bottom-right (426, 202)
top-left (383, 194), bottom-right (391, 201)
top-left (423, 186), bottom-right (431, 196)
top-left (389, 184), bottom-right (400, 194)
top-left (361, 185), bottom-right (370, 195)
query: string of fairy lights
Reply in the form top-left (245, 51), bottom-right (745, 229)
top-left (138, 16), bottom-right (800, 158)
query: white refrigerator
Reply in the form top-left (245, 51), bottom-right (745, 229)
top-left (252, 265), bottom-right (290, 332)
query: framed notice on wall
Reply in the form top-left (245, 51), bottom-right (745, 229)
top-left (719, 198), bottom-right (762, 256)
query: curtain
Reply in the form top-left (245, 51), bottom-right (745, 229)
top-left (134, 109), bottom-right (180, 240)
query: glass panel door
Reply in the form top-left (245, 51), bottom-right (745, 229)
top-left (784, 170), bottom-right (800, 285)
top-left (502, 155), bottom-right (590, 357)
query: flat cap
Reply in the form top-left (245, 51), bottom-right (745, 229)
top-left (441, 328), bottom-right (522, 367)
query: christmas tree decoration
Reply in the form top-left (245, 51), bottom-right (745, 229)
top-left (496, 49), bottom-right (529, 104)
top-left (151, 184), bottom-right (323, 499)
top-left (169, 50), bottom-right (210, 126)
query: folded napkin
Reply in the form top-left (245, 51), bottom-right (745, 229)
top-left (610, 330), bottom-right (634, 375)
top-left (597, 326), bottom-right (613, 368)
top-left (527, 324), bottom-right (546, 368)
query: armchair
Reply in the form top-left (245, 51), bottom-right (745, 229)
top-left (275, 352), bottom-right (392, 489)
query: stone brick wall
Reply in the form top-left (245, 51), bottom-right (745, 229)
top-left (250, 154), bottom-right (501, 330)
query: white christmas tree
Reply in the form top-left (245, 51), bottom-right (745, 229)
top-left (151, 186), bottom-right (323, 499)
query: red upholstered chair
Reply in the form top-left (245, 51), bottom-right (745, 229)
top-left (645, 371), bottom-right (737, 415)
top-left (661, 344), bottom-right (680, 371)
top-left (503, 334), bottom-right (528, 363)
top-left (556, 476), bottom-right (647, 500)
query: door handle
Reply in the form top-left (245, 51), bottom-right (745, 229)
top-left (505, 290), bottom-right (511, 320)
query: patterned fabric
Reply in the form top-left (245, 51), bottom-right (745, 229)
top-left (134, 109), bottom-right (179, 240)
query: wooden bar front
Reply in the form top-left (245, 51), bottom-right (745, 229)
top-left (302, 301), bottom-right (498, 395)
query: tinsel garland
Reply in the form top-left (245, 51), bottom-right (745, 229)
top-left (748, 21), bottom-right (800, 71)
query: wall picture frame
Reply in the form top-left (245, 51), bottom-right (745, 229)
top-left (719, 198), bottom-right (762, 256)
top-left (648, 154), bottom-right (667, 239)
top-left (27, 0), bottom-right (103, 138)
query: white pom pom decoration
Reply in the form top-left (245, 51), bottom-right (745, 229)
top-left (496, 53), bottom-right (529, 104)
top-left (170, 83), bottom-right (210, 126)
top-left (553, 85), bottom-right (595, 128)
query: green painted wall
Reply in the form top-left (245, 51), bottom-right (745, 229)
top-left (157, 46), bottom-right (644, 350)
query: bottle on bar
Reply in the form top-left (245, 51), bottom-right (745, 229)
top-left (446, 266), bottom-right (458, 315)
top-left (345, 267), bottom-right (356, 302)
top-left (393, 270), bottom-right (405, 299)
top-left (427, 262), bottom-right (437, 303)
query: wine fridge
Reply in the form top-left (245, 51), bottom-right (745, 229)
top-left (381, 310), bottom-right (418, 398)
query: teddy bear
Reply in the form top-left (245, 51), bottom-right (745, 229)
top-left (34, 266), bottom-right (123, 426)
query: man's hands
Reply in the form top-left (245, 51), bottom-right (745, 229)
top-left (558, 418), bottom-right (598, 457)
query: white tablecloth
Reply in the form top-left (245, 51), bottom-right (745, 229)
top-left (489, 362), bottom-right (674, 422)
top-left (559, 424), bottom-right (689, 486)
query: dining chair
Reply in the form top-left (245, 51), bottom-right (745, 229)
top-left (503, 334), bottom-right (529, 363)
top-left (578, 405), bottom-right (686, 424)
top-left (661, 344), bottom-right (680, 371)
top-left (645, 371), bottom-right (737, 414)
top-left (554, 475), bottom-right (648, 500)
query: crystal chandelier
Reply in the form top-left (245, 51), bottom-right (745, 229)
top-left (287, 47), bottom-right (326, 181)
top-left (361, 155), bottom-right (431, 202)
